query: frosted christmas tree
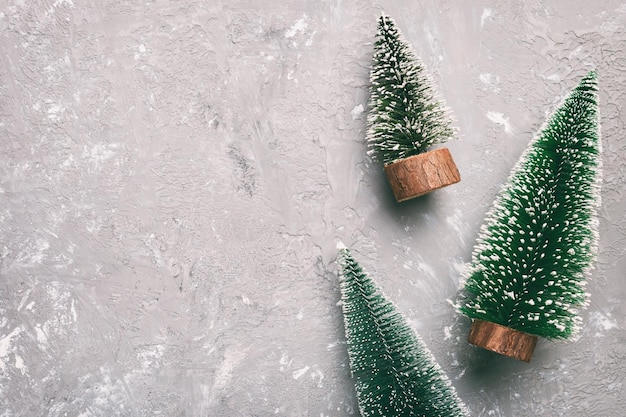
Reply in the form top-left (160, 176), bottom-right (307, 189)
top-left (337, 245), bottom-right (468, 417)
top-left (458, 71), bottom-right (601, 362)
top-left (367, 14), bottom-right (460, 201)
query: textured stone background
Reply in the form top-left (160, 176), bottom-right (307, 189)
top-left (1, 1), bottom-right (624, 416)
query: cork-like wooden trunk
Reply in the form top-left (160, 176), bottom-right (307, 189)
top-left (383, 148), bottom-right (460, 202)
top-left (468, 319), bottom-right (538, 362)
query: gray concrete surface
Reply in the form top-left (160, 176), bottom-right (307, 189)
top-left (1, 1), bottom-right (624, 416)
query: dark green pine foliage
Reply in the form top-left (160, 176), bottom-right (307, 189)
top-left (337, 246), bottom-right (468, 417)
top-left (367, 14), bottom-right (455, 166)
top-left (459, 71), bottom-right (601, 340)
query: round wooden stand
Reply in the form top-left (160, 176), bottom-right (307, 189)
top-left (383, 148), bottom-right (460, 202)
top-left (468, 319), bottom-right (538, 362)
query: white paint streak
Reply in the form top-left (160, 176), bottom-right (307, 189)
top-left (53, 0), bottom-right (74, 7)
top-left (305, 30), bottom-right (316, 46)
top-left (14, 354), bottom-right (26, 374)
top-left (17, 291), bottom-right (32, 311)
top-left (87, 367), bottom-right (128, 409)
top-left (452, 260), bottom-right (469, 281)
top-left (47, 102), bottom-right (66, 121)
top-left (588, 311), bottom-right (618, 336)
top-left (35, 324), bottom-right (48, 346)
top-left (137, 344), bottom-right (165, 370)
top-left (279, 352), bottom-right (292, 371)
top-left (292, 365), bottom-right (309, 380)
top-left (481, 8), bottom-right (493, 28)
top-left (134, 44), bottom-right (147, 60)
top-left (350, 104), bottom-right (364, 119)
top-left (71, 300), bottom-right (77, 323)
top-left (0, 327), bottom-right (22, 371)
top-left (285, 15), bottom-right (308, 38)
top-left (241, 294), bottom-right (252, 305)
top-left (82, 143), bottom-right (120, 169)
top-left (446, 209), bottom-right (465, 237)
top-left (326, 340), bottom-right (341, 350)
top-left (415, 259), bottom-right (436, 278)
top-left (287, 69), bottom-right (298, 83)
top-left (486, 111), bottom-right (514, 135)
top-left (309, 367), bottom-right (324, 387)
top-left (478, 73), bottom-right (500, 92)
top-left (16, 238), bottom-right (50, 266)
top-left (212, 347), bottom-right (250, 393)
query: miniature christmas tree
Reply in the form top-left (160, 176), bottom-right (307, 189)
top-left (458, 71), bottom-right (601, 362)
top-left (337, 245), bottom-right (468, 417)
top-left (367, 14), bottom-right (460, 201)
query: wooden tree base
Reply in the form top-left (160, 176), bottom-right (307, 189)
top-left (468, 319), bottom-right (538, 362)
top-left (383, 148), bottom-right (460, 202)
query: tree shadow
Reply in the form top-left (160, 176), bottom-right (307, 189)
top-left (366, 163), bottom-right (439, 231)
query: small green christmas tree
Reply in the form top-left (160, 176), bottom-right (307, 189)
top-left (367, 14), bottom-right (455, 165)
top-left (458, 71), bottom-right (601, 360)
top-left (337, 245), bottom-right (468, 417)
top-left (366, 14), bottom-right (460, 201)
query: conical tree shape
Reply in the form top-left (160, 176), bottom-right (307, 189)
top-left (459, 71), bottom-right (601, 342)
top-left (337, 246), bottom-right (468, 417)
top-left (367, 14), bottom-right (455, 166)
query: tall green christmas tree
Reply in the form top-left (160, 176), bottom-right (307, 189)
top-left (337, 245), bottom-right (468, 417)
top-left (367, 14), bottom-right (455, 166)
top-left (458, 71), bottom-right (601, 361)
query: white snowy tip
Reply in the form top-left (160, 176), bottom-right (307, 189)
top-left (336, 241), bottom-right (347, 250)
